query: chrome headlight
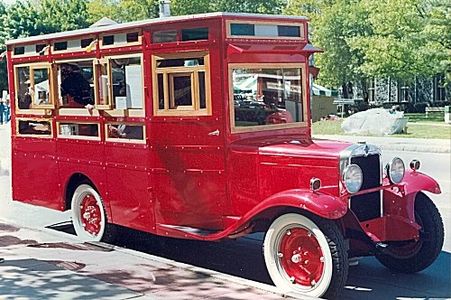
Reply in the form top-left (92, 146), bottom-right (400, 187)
top-left (386, 157), bottom-right (405, 184)
top-left (343, 164), bottom-right (363, 194)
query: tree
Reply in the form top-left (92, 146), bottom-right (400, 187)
top-left (87, 0), bottom-right (158, 23)
top-left (0, 0), bottom-right (90, 93)
top-left (171, 0), bottom-right (284, 16)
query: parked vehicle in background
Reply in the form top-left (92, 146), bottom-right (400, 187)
top-left (5, 12), bottom-right (444, 299)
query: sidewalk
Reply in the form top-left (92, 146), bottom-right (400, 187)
top-left (314, 134), bottom-right (450, 153)
top-left (0, 220), bottom-right (303, 300)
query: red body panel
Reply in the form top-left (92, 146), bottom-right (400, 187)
top-left (6, 14), bottom-right (442, 250)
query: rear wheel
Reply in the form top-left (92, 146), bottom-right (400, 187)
top-left (263, 213), bottom-right (348, 299)
top-left (376, 193), bottom-right (444, 273)
top-left (71, 184), bottom-right (115, 242)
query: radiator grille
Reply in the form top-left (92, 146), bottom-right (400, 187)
top-left (350, 154), bottom-right (381, 221)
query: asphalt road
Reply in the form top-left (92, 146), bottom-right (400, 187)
top-left (0, 123), bottom-right (450, 300)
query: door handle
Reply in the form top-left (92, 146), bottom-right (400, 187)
top-left (208, 129), bottom-right (220, 136)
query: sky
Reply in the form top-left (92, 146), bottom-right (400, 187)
top-left (2, 0), bottom-right (16, 5)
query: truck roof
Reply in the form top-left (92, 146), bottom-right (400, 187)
top-left (6, 12), bottom-right (308, 46)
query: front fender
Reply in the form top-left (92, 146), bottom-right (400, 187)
top-left (401, 170), bottom-right (441, 196)
top-left (251, 189), bottom-right (348, 220)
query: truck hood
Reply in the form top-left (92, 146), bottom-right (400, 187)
top-left (230, 136), bottom-right (353, 159)
top-left (259, 138), bottom-right (352, 159)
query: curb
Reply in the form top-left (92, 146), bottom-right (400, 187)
top-left (0, 218), bottom-right (316, 300)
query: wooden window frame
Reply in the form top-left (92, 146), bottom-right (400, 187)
top-left (99, 30), bottom-right (142, 49)
top-left (57, 122), bottom-right (101, 141)
top-left (14, 63), bottom-right (55, 114)
top-left (226, 20), bottom-right (305, 40)
top-left (105, 122), bottom-right (146, 144)
top-left (101, 54), bottom-right (145, 117)
top-left (53, 58), bottom-right (100, 117)
top-left (152, 51), bottom-right (211, 117)
top-left (228, 63), bottom-right (308, 134)
top-left (16, 118), bottom-right (53, 138)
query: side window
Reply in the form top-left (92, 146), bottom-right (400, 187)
top-left (110, 57), bottom-right (143, 110)
top-left (58, 122), bottom-right (99, 140)
top-left (153, 52), bottom-right (210, 116)
top-left (15, 64), bottom-right (53, 110)
top-left (55, 61), bottom-right (94, 108)
top-left (106, 123), bottom-right (145, 143)
top-left (17, 119), bottom-right (52, 137)
top-left (232, 66), bottom-right (304, 128)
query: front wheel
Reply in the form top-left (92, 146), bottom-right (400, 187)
top-left (376, 193), bottom-right (444, 273)
top-left (71, 184), bottom-right (115, 242)
top-left (263, 213), bottom-right (348, 299)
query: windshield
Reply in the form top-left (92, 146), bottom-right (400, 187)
top-left (232, 66), bottom-right (303, 128)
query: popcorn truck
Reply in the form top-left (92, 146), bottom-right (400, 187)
top-left (6, 12), bottom-right (444, 298)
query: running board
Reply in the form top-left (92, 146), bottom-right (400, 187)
top-left (158, 224), bottom-right (219, 237)
top-left (156, 222), bottom-right (252, 241)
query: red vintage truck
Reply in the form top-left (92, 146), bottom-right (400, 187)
top-left (5, 12), bottom-right (444, 298)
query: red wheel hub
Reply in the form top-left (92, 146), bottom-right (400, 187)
top-left (80, 194), bottom-right (102, 236)
top-left (278, 227), bottom-right (324, 287)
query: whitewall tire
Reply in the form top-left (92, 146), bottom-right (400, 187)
top-left (263, 213), bottom-right (348, 299)
top-left (71, 184), bottom-right (114, 242)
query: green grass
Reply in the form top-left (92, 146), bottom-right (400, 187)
top-left (312, 117), bottom-right (451, 139)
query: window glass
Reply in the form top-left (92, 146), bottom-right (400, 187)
top-left (54, 41), bottom-right (68, 51)
top-left (33, 68), bottom-right (50, 106)
top-left (16, 67), bottom-right (32, 109)
top-left (169, 74), bottom-right (192, 108)
top-left (232, 67), bottom-right (303, 127)
top-left (14, 47), bottom-right (25, 55)
top-left (126, 32), bottom-right (139, 43)
top-left (16, 65), bottom-right (52, 109)
top-left (157, 57), bottom-right (204, 68)
top-left (157, 73), bottom-right (164, 109)
top-left (277, 25), bottom-right (301, 37)
top-left (59, 123), bottom-right (98, 138)
top-left (152, 30), bottom-right (177, 43)
top-left (35, 44), bottom-right (46, 53)
top-left (18, 120), bottom-right (51, 136)
top-left (58, 61), bottom-right (94, 108)
top-left (231, 24), bottom-right (255, 36)
top-left (199, 72), bottom-right (206, 109)
top-left (103, 35), bottom-right (114, 46)
top-left (96, 62), bottom-right (110, 107)
top-left (81, 38), bottom-right (94, 48)
top-left (107, 124), bottom-right (144, 141)
top-left (111, 57), bottom-right (143, 109)
top-left (181, 28), bottom-right (208, 41)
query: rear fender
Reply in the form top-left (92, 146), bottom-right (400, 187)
top-left (401, 170), bottom-right (441, 196)
top-left (253, 189), bottom-right (348, 220)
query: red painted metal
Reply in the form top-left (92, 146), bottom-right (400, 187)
top-left (6, 13), bottom-right (442, 256)
top-left (279, 227), bottom-right (324, 286)
top-left (80, 194), bottom-right (102, 236)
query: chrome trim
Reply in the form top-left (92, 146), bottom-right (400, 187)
top-left (339, 143), bottom-right (381, 176)
top-left (339, 143), bottom-right (383, 215)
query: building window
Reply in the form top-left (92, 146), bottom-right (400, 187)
top-left (231, 66), bottom-right (304, 129)
top-left (13, 46), bottom-right (25, 55)
top-left (15, 64), bottom-right (54, 110)
top-left (153, 52), bottom-right (210, 116)
top-left (434, 75), bottom-right (446, 102)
